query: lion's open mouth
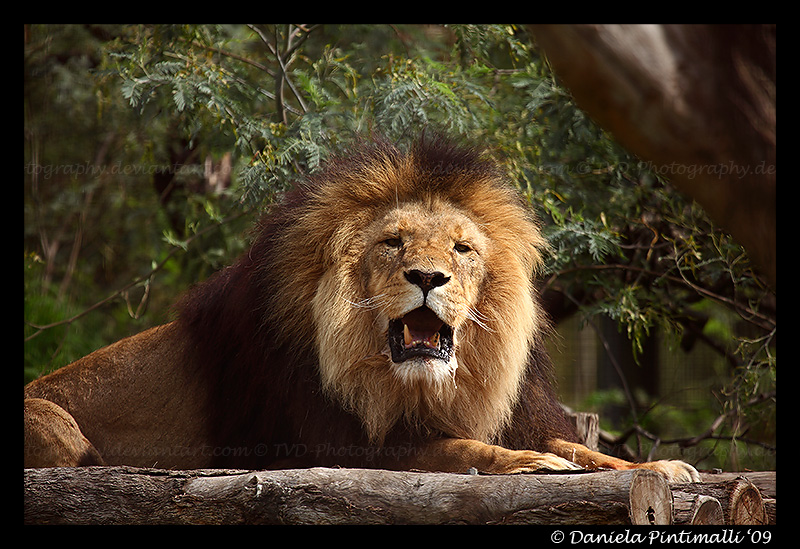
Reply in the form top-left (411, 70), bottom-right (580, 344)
top-left (388, 307), bottom-right (454, 363)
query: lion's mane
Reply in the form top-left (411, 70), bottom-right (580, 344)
top-left (177, 136), bottom-right (575, 469)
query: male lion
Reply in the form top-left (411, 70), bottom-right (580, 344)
top-left (24, 136), bottom-right (699, 482)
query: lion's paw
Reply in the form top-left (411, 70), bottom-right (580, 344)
top-left (633, 460), bottom-right (700, 483)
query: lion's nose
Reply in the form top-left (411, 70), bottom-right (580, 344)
top-left (405, 269), bottom-right (450, 298)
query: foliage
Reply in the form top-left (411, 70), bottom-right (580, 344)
top-left (24, 24), bottom-right (775, 470)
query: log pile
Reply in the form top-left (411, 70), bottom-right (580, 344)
top-left (23, 466), bottom-right (775, 525)
top-left (673, 471), bottom-right (776, 526)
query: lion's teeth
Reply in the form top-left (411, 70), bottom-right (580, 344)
top-left (402, 323), bottom-right (441, 350)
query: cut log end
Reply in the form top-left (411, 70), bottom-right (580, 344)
top-left (628, 469), bottom-right (673, 525)
top-left (729, 479), bottom-right (768, 525)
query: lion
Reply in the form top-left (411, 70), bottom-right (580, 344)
top-left (24, 136), bottom-right (699, 482)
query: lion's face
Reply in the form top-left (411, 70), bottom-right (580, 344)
top-left (300, 138), bottom-right (546, 443)
top-left (362, 200), bottom-right (489, 384)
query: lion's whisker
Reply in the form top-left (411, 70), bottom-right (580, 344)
top-left (467, 307), bottom-right (493, 333)
top-left (344, 294), bottom-right (390, 310)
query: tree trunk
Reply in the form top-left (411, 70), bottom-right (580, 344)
top-left (530, 24), bottom-right (776, 287)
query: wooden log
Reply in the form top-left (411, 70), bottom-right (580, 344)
top-left (700, 471), bottom-right (776, 499)
top-left (701, 472), bottom-right (776, 524)
top-left (24, 466), bottom-right (672, 525)
top-left (626, 468), bottom-right (673, 526)
top-left (566, 410), bottom-right (599, 451)
top-left (673, 493), bottom-right (725, 525)
top-left (763, 498), bottom-right (776, 526)
top-left (671, 476), bottom-right (768, 525)
top-left (700, 471), bottom-right (778, 524)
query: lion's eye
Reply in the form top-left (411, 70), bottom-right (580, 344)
top-left (383, 237), bottom-right (403, 248)
top-left (454, 242), bottom-right (472, 254)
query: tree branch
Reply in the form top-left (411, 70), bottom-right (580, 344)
top-left (544, 263), bottom-right (775, 331)
top-left (24, 209), bottom-right (250, 343)
top-left (601, 391), bottom-right (776, 462)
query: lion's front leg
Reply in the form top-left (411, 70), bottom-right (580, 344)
top-left (546, 438), bottom-right (700, 483)
top-left (399, 438), bottom-right (583, 475)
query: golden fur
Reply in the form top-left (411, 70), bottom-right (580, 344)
top-left (24, 136), bottom-right (699, 482)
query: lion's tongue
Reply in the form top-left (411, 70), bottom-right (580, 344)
top-left (402, 308), bottom-right (444, 349)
